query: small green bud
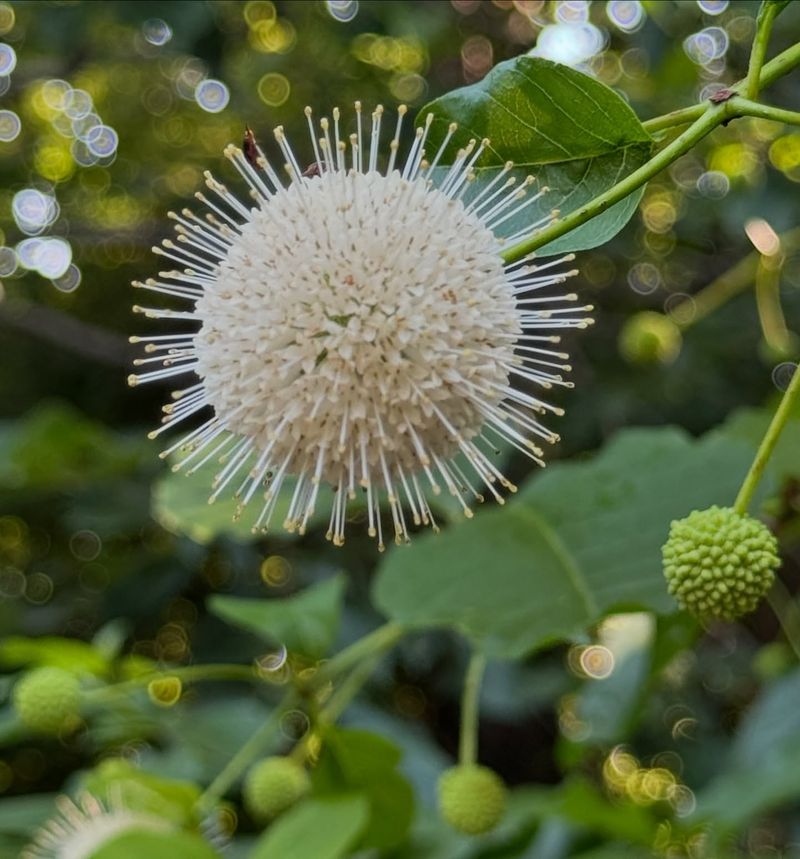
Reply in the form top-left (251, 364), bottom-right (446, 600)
top-left (618, 311), bottom-right (681, 366)
top-left (243, 756), bottom-right (310, 822)
top-left (438, 764), bottom-right (507, 835)
top-left (662, 505), bottom-right (780, 620)
top-left (13, 667), bottom-right (81, 735)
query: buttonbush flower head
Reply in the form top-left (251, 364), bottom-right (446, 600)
top-left (662, 505), bottom-right (780, 620)
top-left (243, 756), bottom-right (311, 822)
top-left (130, 103), bottom-right (592, 548)
top-left (13, 666), bottom-right (81, 736)
top-left (22, 792), bottom-right (173, 859)
top-left (438, 764), bottom-right (507, 835)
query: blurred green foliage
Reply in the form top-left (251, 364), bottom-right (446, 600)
top-left (0, 1), bottom-right (799, 858)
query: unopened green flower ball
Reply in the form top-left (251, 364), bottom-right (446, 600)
top-left (12, 667), bottom-right (81, 735)
top-left (243, 757), bottom-right (310, 822)
top-left (438, 764), bottom-right (507, 835)
top-left (618, 311), bottom-right (682, 365)
top-left (662, 505), bottom-right (780, 620)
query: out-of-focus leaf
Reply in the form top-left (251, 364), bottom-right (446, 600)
top-left (694, 668), bottom-right (800, 831)
top-left (0, 636), bottom-right (110, 676)
top-left (0, 402), bottom-right (146, 491)
top-left (81, 759), bottom-right (201, 828)
top-left (0, 793), bottom-right (57, 835)
top-left (374, 428), bottom-right (759, 659)
top-left (714, 407), bottom-right (800, 487)
top-left (422, 56), bottom-right (652, 256)
top-left (208, 574), bottom-right (346, 658)
top-left (313, 727), bottom-right (414, 849)
top-left (151, 456), bottom-right (332, 544)
top-left (249, 795), bottom-right (369, 859)
top-left (91, 829), bottom-right (222, 859)
top-left (574, 614), bottom-right (655, 745)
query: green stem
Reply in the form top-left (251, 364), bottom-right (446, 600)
top-left (643, 105), bottom-right (706, 134)
top-left (196, 689), bottom-right (300, 813)
top-left (731, 98), bottom-right (800, 127)
top-left (668, 226), bottom-right (800, 332)
top-left (304, 622), bottom-right (405, 689)
top-left (759, 41), bottom-right (800, 90)
top-left (458, 654), bottom-right (486, 766)
top-left (84, 663), bottom-right (265, 702)
top-left (501, 106), bottom-right (727, 264)
top-left (290, 650), bottom-right (391, 765)
top-left (734, 363), bottom-right (800, 515)
top-left (745, 2), bottom-right (780, 101)
top-left (195, 623), bottom-right (404, 806)
top-left (643, 41), bottom-right (800, 133)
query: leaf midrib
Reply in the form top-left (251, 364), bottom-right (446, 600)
top-left (514, 505), bottom-right (600, 620)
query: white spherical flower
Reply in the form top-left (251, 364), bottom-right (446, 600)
top-left (130, 103), bottom-right (591, 549)
top-left (22, 793), bottom-right (173, 859)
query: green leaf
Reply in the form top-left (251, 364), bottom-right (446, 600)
top-left (0, 636), bottom-right (110, 676)
top-left (208, 574), bottom-right (346, 658)
top-left (694, 669), bottom-right (800, 832)
top-left (249, 795), bottom-right (369, 859)
top-left (714, 406), bottom-right (800, 488)
top-left (421, 56), bottom-right (652, 255)
top-left (0, 793), bottom-right (58, 835)
top-left (91, 829), bottom-right (222, 859)
top-left (373, 428), bottom-right (759, 659)
top-left (152, 456), bottom-right (333, 544)
top-left (0, 402), bottom-right (146, 491)
top-left (81, 759), bottom-right (201, 828)
top-left (574, 613), bottom-right (655, 745)
top-left (313, 727), bottom-right (415, 850)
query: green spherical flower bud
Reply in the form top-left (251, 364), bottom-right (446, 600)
top-left (618, 311), bottom-right (682, 366)
top-left (438, 764), bottom-right (507, 835)
top-left (662, 505), bottom-right (780, 620)
top-left (13, 667), bottom-right (81, 735)
top-left (243, 757), bottom-right (310, 822)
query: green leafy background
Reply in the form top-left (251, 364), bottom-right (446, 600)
top-left (1, 1), bottom-right (799, 858)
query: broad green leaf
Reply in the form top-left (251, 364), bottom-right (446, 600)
top-left (91, 829), bottom-right (222, 859)
top-left (714, 407), bottom-right (800, 488)
top-left (374, 428), bottom-right (760, 659)
top-left (693, 669), bottom-right (800, 832)
top-left (313, 727), bottom-right (414, 849)
top-left (422, 56), bottom-right (652, 256)
top-left (208, 574), bottom-right (346, 658)
top-left (152, 456), bottom-right (332, 544)
top-left (574, 613), bottom-right (655, 745)
top-left (0, 636), bottom-right (110, 676)
top-left (81, 759), bottom-right (201, 828)
top-left (0, 402), bottom-right (146, 491)
top-left (250, 795), bottom-right (369, 859)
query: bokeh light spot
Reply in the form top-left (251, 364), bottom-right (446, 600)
top-left (0, 108), bottom-right (20, 142)
top-left (260, 555), bottom-right (291, 587)
top-left (607, 1), bottom-right (644, 33)
top-left (86, 124), bottom-right (119, 158)
top-left (195, 79), bottom-right (230, 113)
top-left (257, 72), bottom-right (290, 107)
top-left (0, 246), bottom-right (16, 276)
top-left (683, 27), bottom-right (728, 66)
top-left (697, 0), bottom-right (728, 14)
top-left (12, 189), bottom-right (59, 235)
top-left (531, 23), bottom-right (605, 67)
top-left (0, 4), bottom-right (15, 35)
top-left (0, 42), bottom-right (16, 75)
top-left (772, 362), bottom-right (797, 392)
top-left (326, 0), bottom-right (358, 22)
top-left (52, 264), bottom-right (81, 292)
top-left (142, 18), bottom-right (172, 46)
